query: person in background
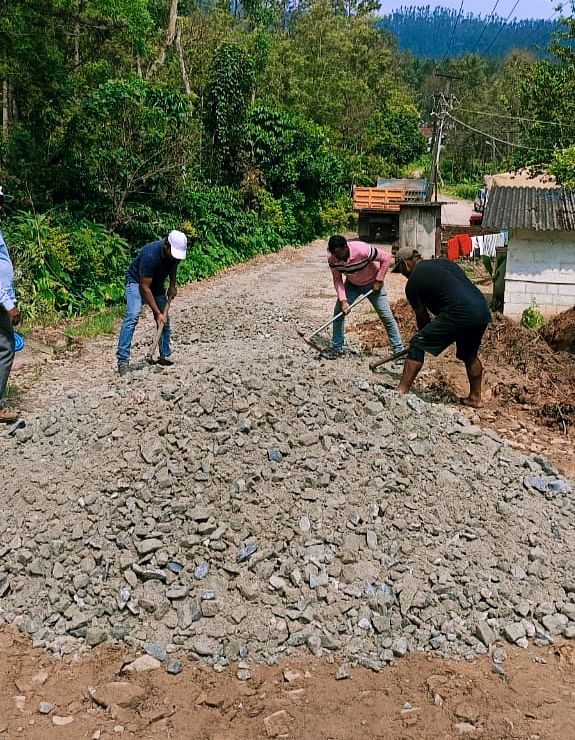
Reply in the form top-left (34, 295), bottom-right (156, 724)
top-left (116, 230), bottom-right (187, 375)
top-left (0, 185), bottom-right (22, 422)
top-left (322, 235), bottom-right (404, 363)
top-left (392, 247), bottom-right (491, 408)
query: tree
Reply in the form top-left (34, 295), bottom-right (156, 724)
top-left (204, 42), bottom-right (255, 178)
top-left (62, 76), bottom-right (196, 228)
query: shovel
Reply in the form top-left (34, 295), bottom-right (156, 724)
top-left (146, 299), bottom-right (171, 364)
top-left (297, 289), bottom-right (374, 351)
top-left (369, 348), bottom-right (409, 371)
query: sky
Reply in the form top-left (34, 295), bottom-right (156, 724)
top-left (381, 0), bottom-right (561, 20)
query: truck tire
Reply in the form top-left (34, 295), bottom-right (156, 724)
top-left (358, 214), bottom-right (370, 240)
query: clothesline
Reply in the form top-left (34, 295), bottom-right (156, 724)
top-left (446, 231), bottom-right (507, 261)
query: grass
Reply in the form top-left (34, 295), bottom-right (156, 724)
top-left (4, 382), bottom-right (23, 404)
top-left (65, 305), bottom-right (124, 339)
top-left (441, 182), bottom-right (481, 201)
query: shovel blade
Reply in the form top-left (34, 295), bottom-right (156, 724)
top-left (297, 329), bottom-right (322, 352)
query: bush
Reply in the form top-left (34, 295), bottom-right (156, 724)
top-left (319, 196), bottom-right (354, 234)
top-left (521, 299), bottom-right (544, 330)
top-left (4, 212), bottom-right (129, 320)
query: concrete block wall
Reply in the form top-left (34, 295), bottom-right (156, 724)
top-left (503, 234), bottom-right (575, 319)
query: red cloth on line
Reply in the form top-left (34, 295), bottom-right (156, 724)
top-left (447, 236), bottom-right (459, 261)
top-left (458, 234), bottom-right (472, 257)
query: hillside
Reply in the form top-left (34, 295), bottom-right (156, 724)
top-left (381, 6), bottom-right (558, 58)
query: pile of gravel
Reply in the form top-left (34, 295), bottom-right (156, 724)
top-left (2, 329), bottom-right (574, 672)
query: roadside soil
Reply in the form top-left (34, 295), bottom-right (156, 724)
top-left (3, 234), bottom-right (575, 739)
top-left (2, 622), bottom-right (575, 740)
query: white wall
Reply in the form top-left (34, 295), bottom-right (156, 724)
top-left (504, 231), bottom-right (575, 318)
top-left (399, 206), bottom-right (440, 259)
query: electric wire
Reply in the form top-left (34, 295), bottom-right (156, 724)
top-left (470, 0), bottom-right (501, 54)
top-left (446, 111), bottom-right (558, 151)
top-left (443, 0), bottom-right (465, 60)
top-left (452, 106), bottom-right (565, 126)
top-left (482, 0), bottom-right (521, 55)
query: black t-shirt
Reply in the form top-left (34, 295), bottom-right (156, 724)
top-left (405, 259), bottom-right (490, 325)
top-left (126, 240), bottom-right (177, 296)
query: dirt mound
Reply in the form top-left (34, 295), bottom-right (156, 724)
top-left (355, 303), bottom-right (575, 431)
top-left (480, 314), bottom-right (574, 429)
top-left (541, 306), bottom-right (575, 353)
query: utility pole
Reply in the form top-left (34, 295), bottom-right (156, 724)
top-left (427, 72), bottom-right (462, 203)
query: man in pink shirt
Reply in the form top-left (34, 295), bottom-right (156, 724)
top-left (322, 234), bottom-right (404, 360)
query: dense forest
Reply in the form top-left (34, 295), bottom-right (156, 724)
top-left (0, 0), bottom-right (427, 319)
top-left (0, 0), bottom-right (574, 322)
top-left (381, 6), bottom-right (559, 58)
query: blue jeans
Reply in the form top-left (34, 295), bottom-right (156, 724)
top-left (332, 281), bottom-right (404, 353)
top-left (116, 283), bottom-right (170, 364)
top-left (0, 307), bottom-right (15, 405)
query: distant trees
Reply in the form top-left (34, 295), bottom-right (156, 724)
top-left (381, 7), bottom-right (559, 59)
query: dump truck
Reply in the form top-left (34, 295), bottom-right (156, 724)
top-left (352, 178), bottom-right (428, 242)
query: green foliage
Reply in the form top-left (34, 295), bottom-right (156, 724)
top-left (442, 182), bottom-right (482, 200)
top-left (0, 0), bottom-right (431, 323)
top-left (62, 76), bottom-right (195, 228)
top-left (243, 106), bottom-right (344, 201)
top-left (550, 145), bottom-right (575, 189)
top-left (521, 299), bottom-right (544, 330)
top-left (505, 16), bottom-right (575, 172)
top-left (362, 98), bottom-right (426, 167)
top-left (381, 7), bottom-right (558, 59)
top-left (319, 196), bottom-right (354, 233)
top-left (4, 213), bottom-right (129, 320)
top-left (204, 43), bottom-right (255, 177)
top-left (173, 182), bottom-right (301, 285)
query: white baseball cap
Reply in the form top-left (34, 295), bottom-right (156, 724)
top-left (167, 230), bottom-right (187, 260)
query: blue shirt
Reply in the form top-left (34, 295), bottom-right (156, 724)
top-left (0, 231), bottom-right (16, 311)
top-left (126, 240), bottom-right (177, 296)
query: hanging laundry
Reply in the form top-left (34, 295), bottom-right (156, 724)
top-left (457, 233), bottom-right (472, 257)
top-left (447, 236), bottom-right (459, 261)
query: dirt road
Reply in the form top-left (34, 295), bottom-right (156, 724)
top-left (3, 238), bottom-right (575, 740)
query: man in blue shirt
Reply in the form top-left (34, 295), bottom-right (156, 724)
top-left (0, 186), bottom-right (21, 422)
top-left (116, 230), bottom-right (187, 375)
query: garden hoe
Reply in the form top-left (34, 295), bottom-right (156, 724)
top-left (297, 289), bottom-right (374, 352)
top-left (369, 348), bottom-right (409, 372)
top-left (146, 298), bottom-right (172, 364)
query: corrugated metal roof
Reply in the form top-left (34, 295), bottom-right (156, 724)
top-left (482, 186), bottom-right (575, 231)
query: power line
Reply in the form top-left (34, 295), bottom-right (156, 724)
top-left (443, 1), bottom-right (465, 60)
top-left (470, 0), bottom-right (501, 54)
top-left (482, 0), bottom-right (521, 55)
top-left (446, 111), bottom-right (558, 151)
top-left (452, 106), bottom-right (565, 126)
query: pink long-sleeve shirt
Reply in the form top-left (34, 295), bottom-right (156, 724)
top-left (327, 240), bottom-right (392, 303)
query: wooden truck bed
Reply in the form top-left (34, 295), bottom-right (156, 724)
top-left (352, 185), bottom-right (427, 212)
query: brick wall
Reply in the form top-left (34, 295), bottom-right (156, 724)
top-left (503, 234), bottom-right (575, 318)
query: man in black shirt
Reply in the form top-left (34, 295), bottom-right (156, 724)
top-left (391, 247), bottom-right (491, 408)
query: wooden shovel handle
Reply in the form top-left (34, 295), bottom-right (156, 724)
top-left (147, 299), bottom-right (171, 360)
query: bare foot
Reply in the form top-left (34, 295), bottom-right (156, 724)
top-left (460, 396), bottom-right (483, 409)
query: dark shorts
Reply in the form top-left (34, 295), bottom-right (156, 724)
top-left (408, 315), bottom-right (488, 363)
